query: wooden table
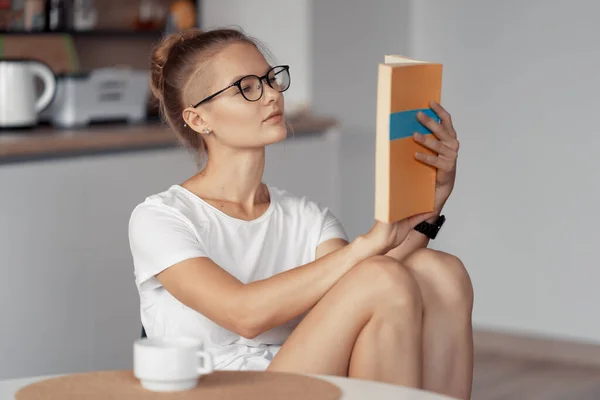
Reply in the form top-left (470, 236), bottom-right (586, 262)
top-left (0, 373), bottom-right (457, 400)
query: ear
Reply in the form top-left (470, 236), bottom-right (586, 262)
top-left (183, 107), bottom-right (210, 132)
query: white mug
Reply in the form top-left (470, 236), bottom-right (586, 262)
top-left (133, 336), bottom-right (214, 392)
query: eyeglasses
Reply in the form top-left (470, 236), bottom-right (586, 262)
top-left (190, 65), bottom-right (291, 108)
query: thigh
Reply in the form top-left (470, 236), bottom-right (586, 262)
top-left (267, 255), bottom-right (416, 376)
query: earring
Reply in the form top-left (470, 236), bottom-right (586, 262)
top-left (204, 129), bottom-right (211, 136)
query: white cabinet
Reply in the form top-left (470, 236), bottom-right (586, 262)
top-left (0, 149), bottom-right (195, 379)
top-left (0, 129), bottom-right (340, 379)
top-left (1, 159), bottom-right (89, 378)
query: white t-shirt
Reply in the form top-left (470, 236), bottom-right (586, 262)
top-left (128, 184), bottom-right (348, 371)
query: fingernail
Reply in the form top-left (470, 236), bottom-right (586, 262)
top-left (413, 132), bottom-right (421, 140)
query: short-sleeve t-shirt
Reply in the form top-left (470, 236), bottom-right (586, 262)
top-left (128, 184), bottom-right (348, 371)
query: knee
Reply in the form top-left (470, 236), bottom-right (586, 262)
top-left (404, 248), bottom-right (474, 313)
top-left (351, 256), bottom-right (423, 319)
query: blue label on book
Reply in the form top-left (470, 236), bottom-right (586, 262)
top-left (389, 108), bottom-right (439, 141)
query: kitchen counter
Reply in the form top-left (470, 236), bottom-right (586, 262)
top-left (0, 115), bottom-right (337, 165)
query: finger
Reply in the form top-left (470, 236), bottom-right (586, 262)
top-left (408, 211), bottom-right (437, 227)
top-left (416, 110), bottom-right (460, 151)
top-left (429, 100), bottom-right (458, 138)
top-left (415, 152), bottom-right (455, 171)
top-left (413, 132), bottom-right (458, 158)
top-left (416, 110), bottom-right (454, 143)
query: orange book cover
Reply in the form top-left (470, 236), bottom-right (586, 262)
top-left (375, 55), bottom-right (443, 223)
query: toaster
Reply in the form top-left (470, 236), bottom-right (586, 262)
top-left (44, 67), bottom-right (150, 128)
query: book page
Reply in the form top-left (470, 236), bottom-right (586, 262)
top-left (384, 55), bottom-right (429, 65)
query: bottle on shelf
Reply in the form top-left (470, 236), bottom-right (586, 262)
top-left (164, 0), bottom-right (196, 34)
top-left (72, 0), bottom-right (96, 31)
top-left (45, 0), bottom-right (72, 31)
top-left (133, 0), bottom-right (164, 31)
top-left (24, 0), bottom-right (46, 31)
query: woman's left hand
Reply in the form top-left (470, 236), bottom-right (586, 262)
top-left (412, 100), bottom-right (459, 212)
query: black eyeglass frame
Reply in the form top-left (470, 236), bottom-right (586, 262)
top-left (190, 65), bottom-right (290, 108)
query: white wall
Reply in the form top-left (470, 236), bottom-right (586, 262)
top-left (200, 0), bottom-right (311, 115)
top-left (406, 0), bottom-right (600, 344)
top-left (311, 0), bottom-right (413, 241)
top-left (311, 0), bottom-right (600, 344)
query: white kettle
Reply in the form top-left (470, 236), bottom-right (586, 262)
top-left (0, 59), bottom-right (57, 129)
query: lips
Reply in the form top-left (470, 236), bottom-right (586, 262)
top-left (264, 110), bottom-right (283, 121)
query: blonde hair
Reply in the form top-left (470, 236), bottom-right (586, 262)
top-left (150, 28), bottom-right (265, 164)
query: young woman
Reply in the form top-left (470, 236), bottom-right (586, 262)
top-left (129, 28), bottom-right (473, 399)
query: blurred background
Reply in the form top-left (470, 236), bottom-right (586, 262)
top-left (1, 0), bottom-right (599, 397)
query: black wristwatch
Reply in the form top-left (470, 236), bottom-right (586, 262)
top-left (414, 215), bottom-right (445, 239)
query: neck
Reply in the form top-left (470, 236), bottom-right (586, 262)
top-left (190, 146), bottom-right (268, 208)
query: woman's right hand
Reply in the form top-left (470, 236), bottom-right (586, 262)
top-left (365, 211), bottom-right (437, 254)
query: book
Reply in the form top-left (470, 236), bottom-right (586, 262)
top-left (375, 54), bottom-right (443, 223)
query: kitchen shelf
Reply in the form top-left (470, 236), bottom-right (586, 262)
top-left (0, 29), bottom-right (165, 37)
top-left (0, 115), bottom-right (338, 165)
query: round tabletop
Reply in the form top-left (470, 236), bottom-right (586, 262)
top-left (0, 373), bottom-right (457, 400)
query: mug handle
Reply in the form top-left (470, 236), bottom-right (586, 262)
top-left (196, 350), bottom-right (214, 375)
top-left (29, 62), bottom-right (57, 113)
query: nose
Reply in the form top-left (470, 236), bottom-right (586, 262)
top-left (261, 78), bottom-right (280, 104)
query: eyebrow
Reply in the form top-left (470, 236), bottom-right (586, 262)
top-left (228, 65), bottom-right (273, 85)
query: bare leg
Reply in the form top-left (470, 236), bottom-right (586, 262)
top-left (403, 248), bottom-right (474, 400)
top-left (268, 255), bottom-right (423, 388)
top-left (346, 257), bottom-right (423, 385)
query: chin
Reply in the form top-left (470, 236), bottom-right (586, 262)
top-left (262, 122), bottom-right (288, 145)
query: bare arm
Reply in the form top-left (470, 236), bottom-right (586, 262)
top-left (156, 235), bottom-right (377, 339)
top-left (385, 212), bottom-right (439, 261)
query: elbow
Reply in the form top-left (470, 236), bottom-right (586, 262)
top-left (233, 313), bottom-right (264, 339)
top-left (236, 323), bottom-right (261, 340)
top-left (231, 304), bottom-right (267, 339)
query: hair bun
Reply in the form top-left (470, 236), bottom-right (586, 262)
top-left (150, 29), bottom-right (205, 104)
